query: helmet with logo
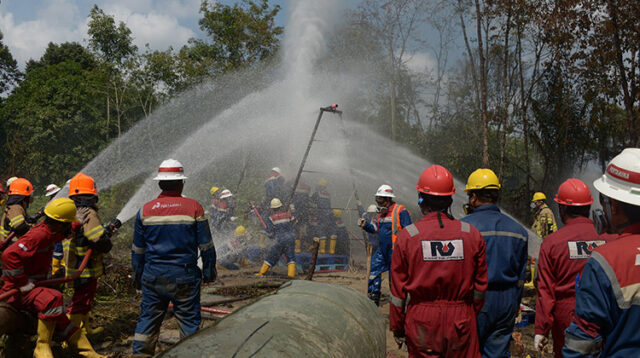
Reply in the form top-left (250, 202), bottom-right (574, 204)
top-left (317, 178), bottom-right (328, 187)
top-left (594, 148), bottom-right (640, 206)
top-left (416, 165), bottom-right (455, 196)
top-left (45, 184), bottom-right (61, 197)
top-left (220, 189), bottom-right (233, 199)
top-left (270, 198), bottom-right (283, 209)
top-left (69, 173), bottom-right (98, 196)
top-left (153, 159), bottom-right (188, 181)
top-left (235, 225), bottom-right (248, 237)
top-left (332, 209), bottom-right (343, 219)
top-left (271, 167), bottom-right (282, 175)
top-left (375, 184), bottom-right (395, 198)
top-left (554, 178), bottom-right (593, 206)
top-left (532, 192), bottom-right (546, 202)
top-left (8, 178), bottom-right (34, 196)
top-left (366, 204), bottom-right (378, 213)
top-left (465, 168), bottom-right (501, 192)
top-left (209, 186), bottom-right (220, 196)
top-left (44, 198), bottom-right (77, 223)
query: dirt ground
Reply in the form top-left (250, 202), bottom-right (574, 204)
top-left (2, 262), bottom-right (554, 357)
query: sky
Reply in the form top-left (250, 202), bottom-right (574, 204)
top-left (0, 0), bottom-right (289, 67)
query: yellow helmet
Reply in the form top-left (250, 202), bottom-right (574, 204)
top-left (270, 198), bottom-right (283, 209)
top-left (235, 225), bottom-right (247, 237)
top-left (44, 198), bottom-right (77, 223)
top-left (317, 178), bottom-right (328, 187)
top-left (332, 209), bottom-right (343, 219)
top-left (209, 186), bottom-right (220, 196)
top-left (532, 192), bottom-right (546, 202)
top-left (465, 168), bottom-right (501, 192)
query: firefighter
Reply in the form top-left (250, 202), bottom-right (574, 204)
top-left (532, 192), bottom-right (557, 239)
top-left (63, 173), bottom-right (117, 336)
top-left (291, 179), bottom-right (311, 253)
top-left (358, 184), bottom-right (411, 306)
top-left (390, 165), bottom-right (488, 358)
top-left (331, 209), bottom-right (349, 256)
top-left (211, 189), bottom-right (234, 233)
top-left (461, 168), bottom-right (528, 358)
top-left (534, 178), bottom-right (610, 357)
top-left (132, 159), bottom-right (216, 356)
top-left (311, 178), bottom-right (333, 253)
top-left (563, 148), bottom-right (640, 357)
top-left (264, 167), bottom-right (284, 206)
top-left (0, 198), bottom-right (104, 358)
top-left (1, 178), bottom-right (35, 245)
top-left (255, 198), bottom-right (297, 278)
top-left (43, 184), bottom-right (64, 277)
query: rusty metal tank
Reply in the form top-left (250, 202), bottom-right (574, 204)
top-left (157, 280), bottom-right (385, 358)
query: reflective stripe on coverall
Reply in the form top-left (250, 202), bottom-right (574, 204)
top-left (0, 223), bottom-right (77, 339)
top-left (461, 204), bottom-right (528, 358)
top-left (390, 213), bottom-right (488, 358)
top-left (1, 203), bottom-right (30, 241)
top-left (562, 222), bottom-right (640, 358)
top-left (535, 216), bottom-right (610, 357)
top-left (364, 202), bottom-right (411, 295)
top-left (132, 190), bottom-right (216, 356)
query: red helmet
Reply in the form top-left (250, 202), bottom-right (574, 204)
top-left (416, 165), bottom-right (455, 196)
top-left (554, 178), bottom-right (593, 206)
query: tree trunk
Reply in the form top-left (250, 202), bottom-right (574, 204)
top-left (475, 0), bottom-right (489, 167)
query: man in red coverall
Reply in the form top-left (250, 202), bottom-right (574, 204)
top-left (534, 179), bottom-right (612, 356)
top-left (390, 165), bottom-right (488, 358)
top-left (0, 198), bottom-right (104, 358)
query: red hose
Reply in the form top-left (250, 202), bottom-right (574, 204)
top-left (168, 303), bottom-right (231, 315)
top-left (0, 232), bottom-right (16, 251)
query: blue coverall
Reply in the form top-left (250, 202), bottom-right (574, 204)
top-left (264, 211), bottom-right (296, 266)
top-left (363, 202), bottom-right (411, 299)
top-left (358, 205), bottom-right (379, 254)
top-left (461, 204), bottom-right (528, 358)
top-left (131, 191), bottom-right (216, 356)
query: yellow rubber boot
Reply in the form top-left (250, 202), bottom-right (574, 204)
top-left (319, 238), bottom-right (326, 254)
top-left (329, 235), bottom-right (337, 254)
top-left (295, 239), bottom-right (301, 253)
top-left (84, 312), bottom-right (104, 335)
top-left (67, 328), bottom-right (105, 358)
top-left (34, 320), bottom-right (55, 358)
top-left (287, 263), bottom-right (296, 278)
top-left (255, 262), bottom-right (270, 276)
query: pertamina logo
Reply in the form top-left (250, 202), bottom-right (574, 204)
top-left (568, 240), bottom-right (606, 259)
top-left (151, 202), bottom-right (181, 210)
top-left (421, 239), bottom-right (464, 261)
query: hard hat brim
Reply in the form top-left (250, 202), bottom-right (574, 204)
top-left (153, 174), bottom-right (188, 181)
top-left (45, 188), bottom-right (62, 197)
top-left (594, 174), bottom-right (640, 206)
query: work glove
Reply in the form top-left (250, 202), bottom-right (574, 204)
top-left (393, 329), bottom-right (406, 349)
top-left (90, 236), bottom-right (113, 254)
top-left (534, 334), bottom-right (548, 351)
top-left (514, 309), bottom-right (522, 324)
top-left (357, 218), bottom-right (367, 228)
top-left (19, 281), bottom-right (35, 294)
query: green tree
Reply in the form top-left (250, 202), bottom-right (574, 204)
top-left (25, 42), bottom-right (95, 73)
top-left (0, 30), bottom-right (21, 98)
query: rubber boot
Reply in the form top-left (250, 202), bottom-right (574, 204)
top-left (295, 239), bottom-right (301, 253)
top-left (368, 292), bottom-right (381, 307)
top-left (287, 263), bottom-right (296, 278)
top-left (329, 235), bottom-right (337, 254)
top-left (67, 328), bottom-right (105, 358)
top-left (34, 319), bottom-right (56, 358)
top-left (255, 262), bottom-right (271, 276)
top-left (319, 238), bottom-right (326, 254)
top-left (82, 312), bottom-right (104, 335)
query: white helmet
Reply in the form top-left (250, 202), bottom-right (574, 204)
top-left (366, 204), bottom-right (378, 213)
top-left (594, 148), bottom-right (640, 206)
top-left (45, 184), bottom-right (61, 197)
top-left (271, 167), bottom-right (282, 174)
top-left (220, 189), bottom-right (233, 199)
top-left (6, 177), bottom-right (17, 188)
top-left (270, 198), bottom-right (283, 209)
top-left (153, 159), bottom-right (188, 181)
top-left (375, 184), bottom-right (395, 198)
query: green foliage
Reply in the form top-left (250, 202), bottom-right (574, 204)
top-left (0, 31), bottom-right (21, 98)
top-left (26, 42), bottom-right (96, 73)
top-left (87, 5), bottom-right (137, 66)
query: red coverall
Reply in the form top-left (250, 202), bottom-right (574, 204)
top-left (534, 216), bottom-right (611, 357)
top-left (390, 212), bottom-right (488, 358)
top-left (0, 223), bottom-right (77, 339)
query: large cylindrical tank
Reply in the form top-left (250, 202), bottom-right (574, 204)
top-left (158, 280), bottom-right (385, 357)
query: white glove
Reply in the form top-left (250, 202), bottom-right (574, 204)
top-left (230, 216), bottom-right (238, 222)
top-left (19, 281), bottom-right (35, 294)
top-left (534, 334), bottom-right (548, 351)
top-left (357, 218), bottom-right (367, 228)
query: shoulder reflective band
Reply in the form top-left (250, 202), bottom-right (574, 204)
top-left (390, 293), bottom-right (405, 308)
top-left (461, 221), bottom-right (470, 233)
top-left (132, 244), bottom-right (145, 254)
top-left (564, 332), bottom-right (602, 355)
top-left (405, 224), bottom-right (419, 237)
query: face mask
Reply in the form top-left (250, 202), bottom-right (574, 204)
top-left (530, 202), bottom-right (536, 209)
top-left (463, 204), bottom-right (473, 215)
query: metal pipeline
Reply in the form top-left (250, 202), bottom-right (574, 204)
top-left (157, 280), bottom-right (386, 358)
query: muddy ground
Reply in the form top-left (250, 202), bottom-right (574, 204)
top-left (2, 262), bottom-right (555, 357)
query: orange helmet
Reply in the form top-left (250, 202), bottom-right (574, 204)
top-left (69, 173), bottom-right (98, 196)
top-left (8, 178), bottom-right (34, 196)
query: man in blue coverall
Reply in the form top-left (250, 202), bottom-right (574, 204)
top-left (563, 148), bottom-right (640, 357)
top-left (131, 159), bottom-right (217, 357)
top-left (358, 184), bottom-right (411, 306)
top-left (461, 168), bottom-right (528, 358)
